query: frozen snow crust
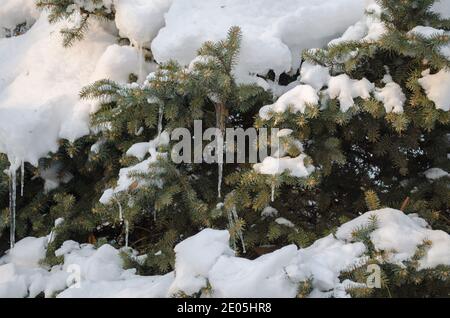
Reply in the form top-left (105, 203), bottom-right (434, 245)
top-left (0, 209), bottom-right (448, 298)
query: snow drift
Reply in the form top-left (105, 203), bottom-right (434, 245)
top-left (0, 208), bottom-right (448, 298)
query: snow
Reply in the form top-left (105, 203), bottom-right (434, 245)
top-left (99, 131), bottom-right (169, 204)
top-left (169, 229), bottom-right (234, 296)
top-left (374, 75), bottom-right (406, 113)
top-left (288, 235), bottom-right (366, 292)
top-left (299, 62), bottom-right (331, 91)
top-left (329, 1), bottom-right (386, 45)
top-left (424, 168), bottom-right (449, 180)
top-left (418, 69), bottom-right (450, 111)
top-left (4, 237), bottom-right (47, 268)
top-left (254, 154), bottom-right (315, 178)
top-left (91, 44), bottom-right (155, 83)
top-left (209, 245), bottom-right (299, 298)
top-left (0, 208), bottom-right (449, 297)
top-left (328, 74), bottom-right (375, 112)
top-left (114, 0), bottom-right (173, 47)
top-left (261, 206), bottom-right (279, 218)
top-left (432, 0), bottom-right (450, 18)
top-left (0, 0), bottom-right (39, 32)
top-left (336, 208), bottom-right (450, 269)
top-left (410, 26), bottom-right (446, 38)
top-left (275, 217), bottom-right (295, 228)
top-left (152, 0), bottom-right (366, 84)
top-left (38, 162), bottom-right (74, 193)
top-left (259, 85), bottom-right (319, 120)
top-left (0, 13), bottom-right (116, 168)
top-left (126, 142), bottom-right (151, 161)
top-left (409, 26), bottom-right (450, 59)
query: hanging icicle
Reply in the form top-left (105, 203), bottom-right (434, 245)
top-left (113, 196), bottom-right (123, 222)
top-left (271, 178), bottom-right (275, 203)
top-left (218, 163), bottom-right (223, 199)
top-left (113, 196), bottom-right (130, 247)
top-left (8, 167), bottom-right (17, 249)
top-left (124, 219), bottom-right (129, 248)
top-left (157, 102), bottom-right (164, 139)
top-left (215, 102), bottom-right (227, 198)
top-left (228, 206), bottom-right (246, 253)
top-left (137, 44), bottom-right (145, 82)
top-left (20, 161), bottom-right (24, 197)
top-left (227, 209), bottom-right (236, 251)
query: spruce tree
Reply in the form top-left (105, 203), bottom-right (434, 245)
top-left (0, 0), bottom-right (448, 297)
top-left (227, 0), bottom-right (449, 248)
top-left (81, 27), bottom-right (271, 268)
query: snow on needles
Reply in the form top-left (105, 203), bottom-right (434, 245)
top-left (0, 208), bottom-right (449, 298)
top-left (418, 69), bottom-right (450, 112)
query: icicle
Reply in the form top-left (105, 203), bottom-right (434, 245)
top-left (228, 206), bottom-right (246, 253)
top-left (20, 161), bottom-right (24, 197)
top-left (137, 44), bottom-right (144, 82)
top-left (124, 219), bottom-right (129, 248)
top-left (218, 162), bottom-right (223, 199)
top-left (271, 179), bottom-right (275, 203)
top-left (215, 102), bottom-right (226, 198)
top-left (157, 102), bottom-right (164, 139)
top-left (227, 209), bottom-right (236, 251)
top-left (8, 167), bottom-right (17, 249)
top-left (113, 196), bottom-right (129, 247)
top-left (113, 197), bottom-right (123, 222)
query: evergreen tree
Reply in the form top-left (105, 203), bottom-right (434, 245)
top-left (227, 0), bottom-right (450, 250)
top-left (81, 27), bottom-right (271, 268)
top-left (0, 0), bottom-right (448, 297)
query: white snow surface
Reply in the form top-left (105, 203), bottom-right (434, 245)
top-left (259, 84), bottom-right (319, 120)
top-left (151, 0), bottom-right (366, 84)
top-left (1, 208), bottom-right (448, 298)
top-left (0, 13), bottom-right (116, 169)
top-left (114, 0), bottom-right (173, 47)
top-left (418, 69), bottom-right (450, 111)
top-left (336, 208), bottom-right (450, 269)
top-left (424, 167), bottom-right (449, 180)
top-left (0, 0), bottom-right (39, 32)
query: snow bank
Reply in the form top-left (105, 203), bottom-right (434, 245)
top-left (151, 0), bottom-right (366, 84)
top-left (1, 208), bottom-right (448, 298)
top-left (0, 13), bottom-right (116, 169)
top-left (169, 229), bottom-right (234, 296)
top-left (91, 44), bottom-right (155, 83)
top-left (0, 0), bottom-right (39, 32)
